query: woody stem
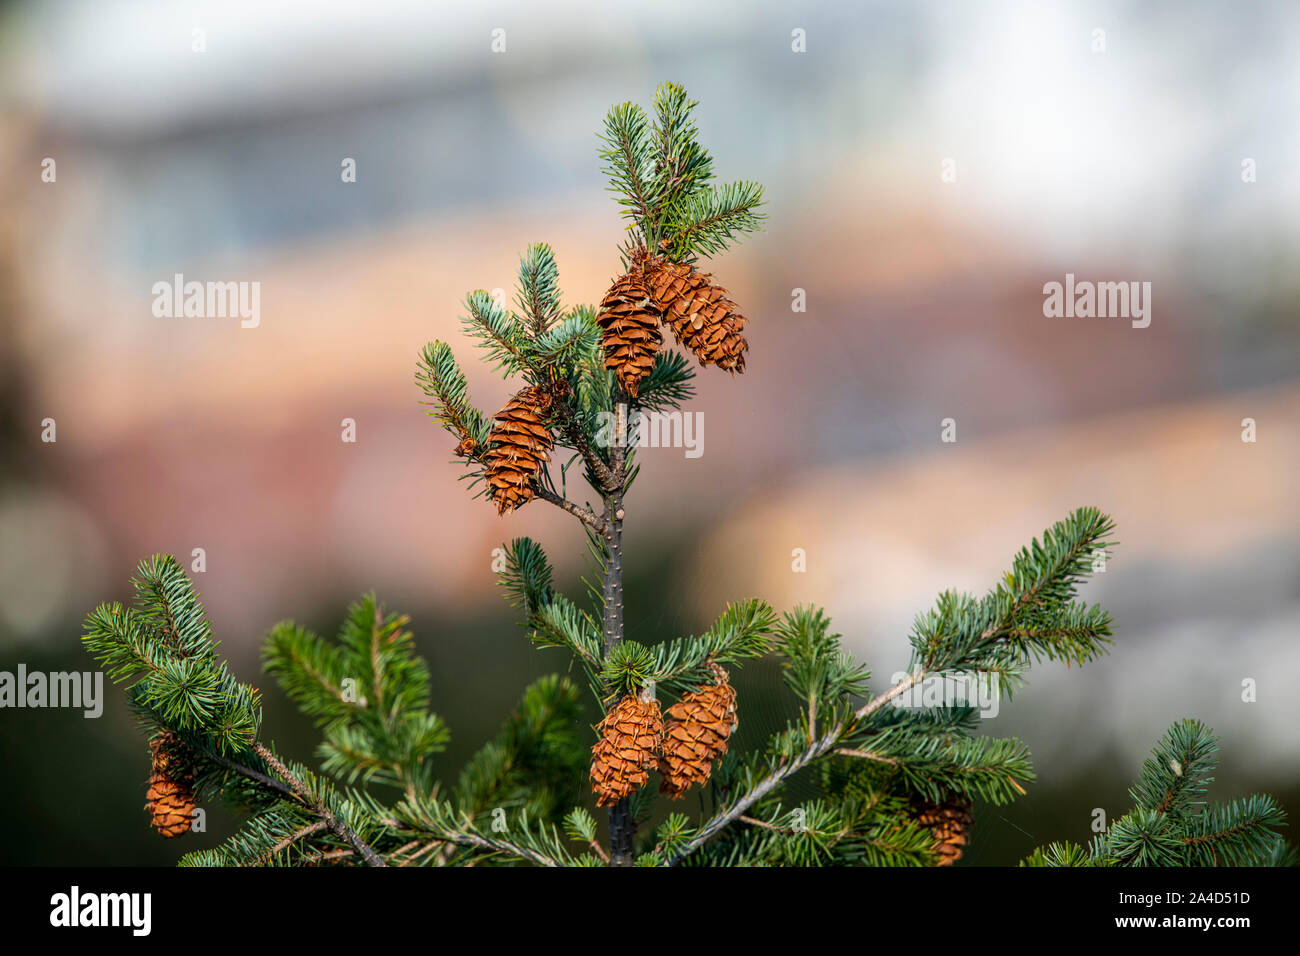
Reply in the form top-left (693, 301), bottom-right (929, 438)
top-left (603, 399), bottom-right (633, 866)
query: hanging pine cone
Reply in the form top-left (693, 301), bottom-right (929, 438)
top-left (590, 691), bottom-right (663, 807)
top-left (483, 385), bottom-right (555, 515)
top-left (658, 662), bottom-right (738, 798)
top-left (642, 254), bottom-right (748, 373)
top-left (596, 269), bottom-right (663, 397)
top-left (909, 793), bottom-right (973, 866)
top-left (146, 734), bottom-right (195, 839)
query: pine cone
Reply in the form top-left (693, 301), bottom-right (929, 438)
top-left (658, 663), bottom-right (737, 798)
top-left (590, 692), bottom-right (663, 807)
top-left (484, 385), bottom-right (555, 515)
top-left (643, 255), bottom-right (748, 373)
top-left (909, 793), bottom-right (973, 866)
top-left (596, 270), bottom-right (663, 397)
top-left (146, 734), bottom-right (195, 839)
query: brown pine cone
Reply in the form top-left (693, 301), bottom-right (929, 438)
top-left (658, 662), bottom-right (738, 798)
top-left (596, 270), bottom-right (663, 397)
top-left (146, 777), bottom-right (196, 839)
top-left (909, 793), bottom-right (974, 866)
top-left (590, 691), bottom-right (663, 807)
top-left (483, 385), bottom-right (555, 515)
top-left (146, 733), bottom-right (195, 839)
top-left (642, 254), bottom-right (748, 373)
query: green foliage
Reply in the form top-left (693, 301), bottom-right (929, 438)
top-left (515, 242), bottom-right (562, 336)
top-left (599, 101), bottom-right (659, 238)
top-left (651, 82), bottom-right (715, 211)
top-left (415, 341), bottom-right (492, 451)
top-left (83, 555), bottom-right (261, 755)
top-left (461, 289), bottom-right (531, 376)
top-left (776, 606), bottom-right (871, 720)
top-left (454, 675), bottom-right (586, 821)
top-left (533, 306), bottom-right (600, 372)
top-left (676, 794), bottom-right (936, 868)
top-left (908, 506), bottom-right (1115, 697)
top-left (86, 507), bottom-right (1291, 868)
top-left (661, 180), bottom-right (766, 261)
top-left (600, 81), bottom-right (766, 260)
top-left (263, 597), bottom-right (449, 794)
top-left (601, 641), bottom-right (658, 696)
top-left (1023, 720), bottom-right (1290, 867)
top-left (498, 537), bottom-right (555, 620)
top-left (381, 792), bottom-right (578, 867)
top-left (84, 85), bottom-right (1288, 870)
top-left (619, 598), bottom-right (779, 696)
top-left (180, 753), bottom-right (381, 867)
top-left (1128, 715), bottom-right (1218, 818)
top-left (637, 349), bottom-right (696, 412)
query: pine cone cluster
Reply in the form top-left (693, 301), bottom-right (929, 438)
top-left (589, 665), bottom-right (738, 805)
top-left (146, 733), bottom-right (195, 839)
top-left (590, 692), bottom-right (663, 807)
top-left (484, 385), bottom-right (556, 515)
top-left (595, 246), bottom-right (748, 396)
top-left (658, 662), bottom-right (737, 798)
top-left (909, 793), bottom-right (974, 866)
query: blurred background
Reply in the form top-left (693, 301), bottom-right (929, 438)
top-left (1, 0), bottom-right (1298, 865)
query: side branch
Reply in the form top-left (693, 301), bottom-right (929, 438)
top-left (535, 486), bottom-right (608, 534)
top-left (379, 818), bottom-right (563, 868)
top-left (206, 750), bottom-right (299, 802)
top-left (254, 743), bottom-right (388, 867)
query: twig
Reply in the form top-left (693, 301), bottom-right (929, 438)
top-left (856, 670), bottom-right (923, 721)
top-left (262, 821), bottom-right (328, 863)
top-left (738, 815), bottom-right (787, 833)
top-left (206, 751), bottom-right (299, 802)
top-left (536, 485), bottom-right (607, 533)
top-left (834, 748), bottom-right (899, 766)
top-left (254, 743), bottom-right (388, 867)
top-left (378, 817), bottom-right (563, 868)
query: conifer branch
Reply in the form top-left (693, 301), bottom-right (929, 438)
top-left (1023, 720), bottom-right (1291, 867)
top-left (668, 509), bottom-right (1116, 864)
top-left (204, 750), bottom-right (299, 802)
top-left (416, 341), bottom-right (491, 448)
top-left (600, 103), bottom-right (660, 240)
top-left (253, 743), bottom-right (387, 867)
top-left (662, 181), bottom-right (766, 260)
top-left (515, 243), bottom-right (563, 337)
